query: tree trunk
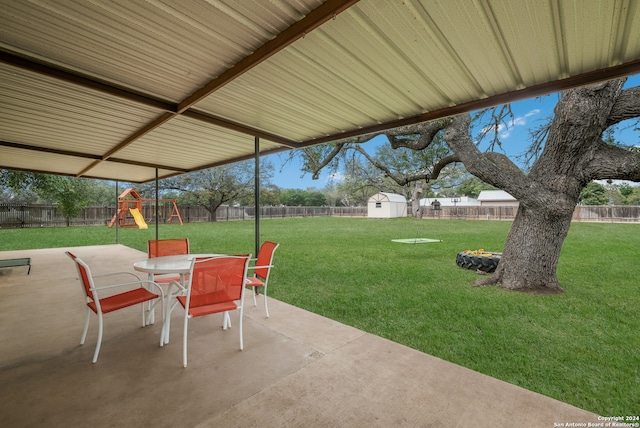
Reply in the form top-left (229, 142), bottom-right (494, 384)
top-left (474, 204), bottom-right (571, 293)
top-left (208, 200), bottom-right (221, 222)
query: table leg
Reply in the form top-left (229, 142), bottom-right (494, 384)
top-left (162, 272), bottom-right (186, 345)
top-left (147, 273), bottom-right (156, 325)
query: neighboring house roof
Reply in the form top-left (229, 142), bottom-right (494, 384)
top-left (477, 190), bottom-right (517, 202)
top-left (420, 197), bottom-right (480, 207)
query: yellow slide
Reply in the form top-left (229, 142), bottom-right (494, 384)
top-left (129, 208), bottom-right (148, 229)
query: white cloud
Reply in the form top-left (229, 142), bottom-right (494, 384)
top-left (512, 117), bottom-right (527, 126)
top-left (326, 172), bottom-right (345, 183)
top-left (476, 108), bottom-right (542, 142)
top-left (497, 109), bottom-right (540, 139)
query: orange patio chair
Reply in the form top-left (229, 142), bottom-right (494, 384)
top-left (245, 241), bottom-right (279, 318)
top-left (66, 251), bottom-right (164, 363)
top-left (147, 238), bottom-right (190, 285)
top-left (174, 255), bottom-right (250, 367)
top-left (148, 238), bottom-right (190, 258)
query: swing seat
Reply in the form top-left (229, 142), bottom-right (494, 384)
top-left (391, 238), bottom-right (442, 244)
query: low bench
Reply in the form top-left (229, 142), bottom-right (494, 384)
top-left (0, 258), bottom-right (31, 275)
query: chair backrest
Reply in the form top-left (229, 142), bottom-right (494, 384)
top-left (65, 251), bottom-right (94, 300)
top-left (148, 238), bottom-right (189, 258)
top-left (254, 241), bottom-right (279, 280)
top-left (187, 255), bottom-right (250, 304)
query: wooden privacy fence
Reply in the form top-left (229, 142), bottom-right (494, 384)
top-left (0, 204), bottom-right (367, 228)
top-left (1, 203), bottom-right (639, 228)
top-left (421, 205), bottom-right (640, 222)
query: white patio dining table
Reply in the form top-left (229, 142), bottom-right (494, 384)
top-left (133, 254), bottom-right (224, 344)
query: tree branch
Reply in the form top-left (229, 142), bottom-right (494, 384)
top-left (387, 121), bottom-right (448, 150)
top-left (583, 142), bottom-right (640, 182)
top-left (443, 114), bottom-right (529, 195)
top-left (304, 142), bottom-right (347, 179)
top-left (606, 86), bottom-right (640, 127)
top-left (430, 155), bottom-right (460, 180)
top-left (353, 145), bottom-right (398, 182)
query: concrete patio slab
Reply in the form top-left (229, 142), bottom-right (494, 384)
top-left (0, 245), bottom-right (600, 427)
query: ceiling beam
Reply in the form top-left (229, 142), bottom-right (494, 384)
top-left (0, 50), bottom-right (175, 112)
top-left (0, 140), bottom-right (188, 174)
top-left (0, 140), bottom-right (103, 160)
top-left (181, 110), bottom-right (300, 148)
top-left (176, 0), bottom-right (361, 113)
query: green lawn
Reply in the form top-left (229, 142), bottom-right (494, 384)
top-left (1, 217), bottom-right (638, 415)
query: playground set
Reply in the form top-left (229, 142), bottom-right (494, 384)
top-left (108, 188), bottom-right (183, 229)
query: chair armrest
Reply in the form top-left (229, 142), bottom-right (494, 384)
top-left (246, 264), bottom-right (273, 271)
top-left (91, 280), bottom-right (164, 299)
top-left (92, 271), bottom-right (143, 281)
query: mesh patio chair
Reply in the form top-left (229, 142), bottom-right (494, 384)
top-left (172, 255), bottom-right (250, 367)
top-left (66, 251), bottom-right (164, 363)
top-left (147, 238), bottom-right (190, 284)
top-left (245, 241), bottom-right (279, 318)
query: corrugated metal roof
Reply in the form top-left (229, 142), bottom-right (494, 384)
top-left (477, 190), bottom-right (516, 201)
top-left (1, 0), bottom-right (639, 183)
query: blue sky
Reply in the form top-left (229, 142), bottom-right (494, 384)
top-left (269, 74), bottom-right (640, 189)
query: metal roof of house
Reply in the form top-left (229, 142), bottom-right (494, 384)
top-left (477, 190), bottom-right (517, 201)
top-left (2, 0), bottom-right (639, 183)
top-left (420, 197), bottom-right (481, 207)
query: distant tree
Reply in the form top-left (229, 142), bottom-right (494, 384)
top-left (92, 181), bottom-right (119, 205)
top-left (334, 157), bottom-right (384, 206)
top-left (322, 182), bottom-right (344, 207)
top-left (455, 176), bottom-right (496, 199)
top-left (305, 191), bottom-right (326, 206)
top-left (234, 183), bottom-right (282, 206)
top-left (259, 185), bottom-right (282, 206)
top-left (155, 160), bottom-right (273, 221)
top-left (1, 170), bottom-right (38, 203)
top-left (619, 184), bottom-right (634, 199)
top-left (0, 171), bottom-right (94, 225)
top-left (578, 182), bottom-right (608, 205)
top-left (278, 188), bottom-right (327, 206)
top-left (615, 183), bottom-right (640, 205)
top-left (280, 189), bottom-right (307, 206)
top-left (626, 187), bottom-right (640, 205)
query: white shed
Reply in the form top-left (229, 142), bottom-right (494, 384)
top-left (367, 192), bottom-right (408, 218)
top-left (477, 190), bottom-right (519, 207)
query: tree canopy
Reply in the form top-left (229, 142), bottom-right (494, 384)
top-left (0, 171), bottom-right (109, 225)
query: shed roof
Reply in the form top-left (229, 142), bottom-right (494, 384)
top-left (1, 0), bottom-right (639, 183)
top-left (369, 192), bottom-right (407, 203)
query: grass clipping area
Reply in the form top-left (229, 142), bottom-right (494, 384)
top-left (2, 217), bottom-right (638, 415)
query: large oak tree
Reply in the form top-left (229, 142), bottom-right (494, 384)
top-left (304, 78), bottom-right (640, 294)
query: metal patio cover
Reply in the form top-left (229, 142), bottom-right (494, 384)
top-left (1, 0), bottom-right (640, 183)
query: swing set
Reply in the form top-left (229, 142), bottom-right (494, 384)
top-left (108, 188), bottom-right (183, 229)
